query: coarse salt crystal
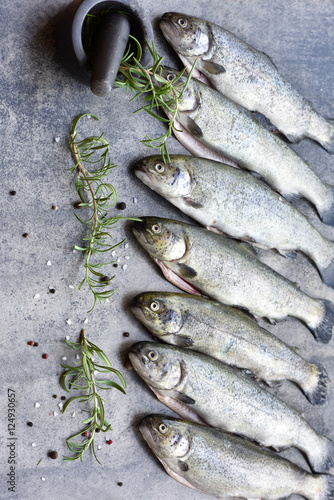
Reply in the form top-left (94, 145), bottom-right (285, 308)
top-left (124, 243), bottom-right (129, 249)
top-left (72, 249), bottom-right (77, 253)
top-left (83, 318), bottom-right (88, 324)
top-left (71, 412), bottom-right (76, 417)
top-left (35, 402), bottom-right (40, 408)
top-left (133, 197), bottom-right (138, 204)
top-left (46, 260), bottom-right (52, 266)
top-left (68, 285), bottom-right (74, 289)
top-left (65, 335), bottom-right (70, 340)
top-left (62, 357), bottom-right (67, 361)
top-left (53, 411), bottom-right (58, 417)
top-left (54, 137), bottom-right (60, 143)
top-left (98, 445), bottom-right (102, 450)
top-left (122, 264), bottom-right (127, 271)
top-left (111, 250), bottom-right (116, 257)
top-left (34, 293), bottom-right (40, 299)
top-left (76, 354), bottom-right (80, 360)
top-left (31, 442), bottom-right (37, 447)
top-left (41, 477), bottom-right (45, 481)
top-left (58, 403), bottom-right (63, 410)
top-left (125, 255), bottom-right (130, 260)
top-left (66, 319), bottom-right (72, 325)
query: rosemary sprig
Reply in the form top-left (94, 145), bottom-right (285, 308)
top-left (61, 329), bottom-right (126, 464)
top-left (69, 113), bottom-right (138, 312)
top-left (116, 38), bottom-right (196, 161)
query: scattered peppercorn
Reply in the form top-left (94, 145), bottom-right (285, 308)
top-left (49, 288), bottom-right (56, 294)
top-left (116, 202), bottom-right (126, 210)
top-left (82, 431), bottom-right (89, 437)
top-left (107, 439), bottom-right (113, 445)
top-left (48, 451), bottom-right (58, 460)
top-left (73, 201), bottom-right (82, 209)
top-left (100, 275), bottom-right (111, 282)
top-left (22, 233), bottom-right (29, 238)
top-left (34, 342), bottom-right (39, 347)
top-left (27, 422), bottom-right (33, 427)
top-left (52, 205), bottom-right (58, 210)
top-left (123, 332), bottom-right (130, 338)
top-left (117, 482), bottom-right (123, 487)
top-left (95, 428), bottom-right (101, 433)
top-left (113, 263), bottom-right (118, 268)
top-left (9, 190), bottom-right (16, 196)
top-left (61, 396), bottom-right (66, 401)
top-left (42, 353), bottom-right (49, 359)
top-left (52, 395), bottom-right (58, 399)
top-left (28, 341), bottom-right (35, 346)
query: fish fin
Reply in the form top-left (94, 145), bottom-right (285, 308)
top-left (283, 192), bottom-right (301, 204)
top-left (251, 111), bottom-right (289, 141)
top-left (277, 249), bottom-right (298, 259)
top-left (300, 363), bottom-right (328, 406)
top-left (315, 474), bottom-right (334, 500)
top-left (201, 59), bottom-right (226, 75)
top-left (260, 50), bottom-right (278, 70)
top-left (238, 241), bottom-right (258, 256)
top-left (173, 335), bottom-right (194, 347)
top-left (176, 392), bottom-right (196, 405)
top-left (177, 263), bottom-right (198, 279)
top-left (309, 300), bottom-right (334, 344)
top-left (183, 197), bottom-right (204, 209)
top-left (318, 253), bottom-right (334, 289)
top-left (186, 117), bottom-right (203, 138)
top-left (319, 119), bottom-right (334, 154)
top-left (285, 133), bottom-right (302, 144)
top-left (178, 460), bottom-right (189, 472)
top-left (318, 185), bottom-right (334, 227)
top-left (154, 259), bottom-right (203, 296)
top-left (266, 318), bottom-right (278, 325)
top-left (307, 436), bottom-right (334, 473)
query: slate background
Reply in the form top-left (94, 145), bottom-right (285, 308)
top-left (0, 0), bottom-right (333, 499)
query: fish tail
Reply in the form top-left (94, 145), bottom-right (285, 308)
top-left (308, 436), bottom-right (334, 473)
top-left (319, 119), bottom-right (334, 154)
top-left (311, 300), bottom-right (334, 343)
top-left (318, 254), bottom-right (334, 290)
top-left (319, 185), bottom-right (334, 227)
top-left (311, 474), bottom-right (334, 500)
top-left (300, 363), bottom-right (328, 405)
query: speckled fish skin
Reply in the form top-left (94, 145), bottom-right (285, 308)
top-left (160, 12), bottom-right (334, 153)
top-left (155, 68), bottom-right (334, 227)
top-left (132, 217), bottom-right (334, 343)
top-left (135, 154), bottom-right (334, 288)
top-left (131, 291), bottom-right (328, 405)
top-left (129, 341), bottom-right (334, 473)
top-left (140, 415), bottom-right (334, 500)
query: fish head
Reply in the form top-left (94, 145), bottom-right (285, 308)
top-left (131, 292), bottom-right (187, 337)
top-left (132, 217), bottom-right (188, 262)
top-left (160, 12), bottom-right (211, 58)
top-left (135, 155), bottom-right (194, 199)
top-left (139, 414), bottom-right (192, 460)
top-left (128, 341), bottom-right (184, 391)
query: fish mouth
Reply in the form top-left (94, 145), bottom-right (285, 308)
top-left (132, 221), bottom-right (148, 245)
top-left (134, 165), bottom-right (153, 187)
top-left (159, 13), bottom-right (175, 42)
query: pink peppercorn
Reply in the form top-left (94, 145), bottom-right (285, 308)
top-left (42, 353), bottom-right (49, 359)
top-left (107, 439), bottom-right (113, 445)
top-left (28, 341), bottom-right (35, 346)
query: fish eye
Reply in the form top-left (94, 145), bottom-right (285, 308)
top-left (178, 18), bottom-right (187, 28)
top-left (151, 223), bottom-right (161, 234)
top-left (166, 73), bottom-right (175, 82)
top-left (155, 163), bottom-right (165, 173)
top-left (158, 423), bottom-right (168, 434)
top-left (150, 300), bottom-right (160, 312)
top-left (148, 350), bottom-right (158, 361)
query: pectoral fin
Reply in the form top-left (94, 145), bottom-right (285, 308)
top-left (174, 335), bottom-right (194, 347)
top-left (202, 60), bottom-right (226, 75)
top-left (183, 197), bottom-right (204, 209)
top-left (177, 263), bottom-right (198, 279)
top-left (186, 117), bottom-right (203, 138)
top-left (176, 392), bottom-right (196, 405)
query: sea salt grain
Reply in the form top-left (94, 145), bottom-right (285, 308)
top-left (122, 264), bottom-right (127, 271)
top-left (124, 243), bottom-right (129, 249)
top-left (41, 478), bottom-right (45, 482)
top-left (68, 285), bottom-right (74, 289)
top-left (58, 403), bottom-right (63, 410)
top-left (66, 319), bottom-right (72, 325)
top-left (31, 443), bottom-right (37, 447)
top-left (98, 445), bottom-right (102, 450)
top-left (133, 197), bottom-right (138, 204)
top-left (34, 293), bottom-right (40, 299)
top-left (83, 318), bottom-right (88, 324)
top-left (76, 354), bottom-right (80, 360)
top-left (35, 402), bottom-right (40, 408)
top-left (65, 335), bottom-right (70, 340)
top-left (125, 255), bottom-right (130, 260)
top-left (71, 412), bottom-right (76, 418)
top-left (62, 357), bottom-right (67, 361)
top-left (53, 411), bottom-right (58, 417)
top-left (111, 250), bottom-right (116, 257)
top-left (46, 260), bottom-right (52, 266)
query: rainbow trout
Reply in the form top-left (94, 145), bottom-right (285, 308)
top-left (129, 341), bottom-right (334, 473)
top-left (140, 415), bottom-right (334, 500)
top-left (131, 291), bottom-right (328, 405)
top-left (154, 68), bottom-right (334, 226)
top-left (160, 12), bottom-right (334, 153)
top-left (132, 217), bottom-right (334, 343)
top-left (135, 154), bottom-right (334, 288)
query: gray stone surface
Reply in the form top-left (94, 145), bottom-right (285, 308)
top-left (0, 0), bottom-right (333, 499)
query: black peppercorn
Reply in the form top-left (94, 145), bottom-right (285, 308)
top-left (116, 202), bottom-right (126, 210)
top-left (48, 451), bottom-right (58, 460)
